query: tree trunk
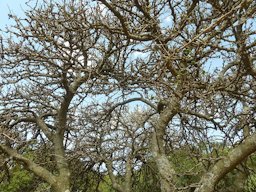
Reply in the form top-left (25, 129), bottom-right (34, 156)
top-left (151, 131), bottom-right (177, 192)
top-left (52, 134), bottom-right (71, 192)
top-left (151, 100), bottom-right (180, 192)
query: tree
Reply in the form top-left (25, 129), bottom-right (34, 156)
top-left (0, 1), bottom-right (133, 191)
top-left (90, 0), bottom-right (256, 191)
top-left (0, 0), bottom-right (256, 192)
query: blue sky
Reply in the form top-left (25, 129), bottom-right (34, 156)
top-left (0, 0), bottom-right (28, 29)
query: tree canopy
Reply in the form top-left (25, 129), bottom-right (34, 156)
top-left (0, 0), bottom-right (256, 192)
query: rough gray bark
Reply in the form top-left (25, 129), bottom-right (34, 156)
top-left (151, 99), bottom-right (180, 192)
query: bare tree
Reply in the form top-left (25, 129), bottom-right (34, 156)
top-left (90, 0), bottom-right (256, 191)
top-left (0, 0), bottom-right (256, 192)
top-left (0, 1), bottom-right (134, 191)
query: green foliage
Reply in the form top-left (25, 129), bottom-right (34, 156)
top-left (98, 175), bottom-right (115, 192)
top-left (168, 147), bottom-right (202, 189)
top-left (0, 165), bottom-right (34, 192)
top-left (133, 161), bottom-right (161, 192)
top-left (216, 169), bottom-right (248, 192)
top-left (245, 156), bottom-right (256, 191)
top-left (245, 173), bottom-right (256, 192)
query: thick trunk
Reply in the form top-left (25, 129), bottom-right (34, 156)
top-left (151, 99), bottom-right (180, 192)
top-left (52, 134), bottom-right (71, 192)
top-left (152, 131), bottom-right (176, 192)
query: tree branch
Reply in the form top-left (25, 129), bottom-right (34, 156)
top-left (0, 144), bottom-right (57, 186)
top-left (195, 133), bottom-right (256, 192)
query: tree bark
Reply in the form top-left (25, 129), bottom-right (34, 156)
top-left (151, 99), bottom-right (180, 192)
top-left (195, 133), bottom-right (256, 192)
